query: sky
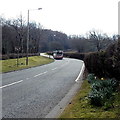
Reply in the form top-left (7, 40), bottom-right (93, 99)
top-left (0, 0), bottom-right (119, 36)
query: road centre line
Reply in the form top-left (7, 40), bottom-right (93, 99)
top-left (34, 71), bottom-right (48, 77)
top-left (0, 80), bottom-right (23, 89)
top-left (1, 71), bottom-right (48, 89)
top-left (52, 68), bottom-right (58, 71)
top-left (1, 60), bottom-right (69, 89)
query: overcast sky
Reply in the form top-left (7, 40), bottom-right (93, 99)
top-left (0, 0), bottom-right (119, 36)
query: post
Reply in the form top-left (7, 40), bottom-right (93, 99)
top-left (26, 8), bottom-right (42, 65)
top-left (48, 37), bottom-right (50, 59)
top-left (26, 10), bottom-right (29, 65)
top-left (17, 48), bottom-right (19, 67)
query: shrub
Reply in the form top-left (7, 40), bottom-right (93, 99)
top-left (87, 73), bottom-right (96, 84)
top-left (105, 39), bottom-right (120, 80)
top-left (87, 74), bottom-right (117, 107)
top-left (1, 53), bottom-right (40, 60)
top-left (88, 89), bottom-right (105, 106)
top-left (84, 51), bottom-right (106, 78)
top-left (47, 52), bottom-right (53, 55)
top-left (64, 52), bottom-right (85, 60)
top-left (84, 39), bottom-right (120, 81)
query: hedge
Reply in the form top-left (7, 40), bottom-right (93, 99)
top-left (63, 52), bottom-right (85, 60)
top-left (1, 53), bottom-right (40, 60)
top-left (84, 39), bottom-right (120, 81)
top-left (47, 51), bottom-right (86, 60)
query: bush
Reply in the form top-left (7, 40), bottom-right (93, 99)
top-left (84, 51), bottom-right (106, 78)
top-left (88, 89), bottom-right (105, 106)
top-left (87, 74), bottom-right (117, 107)
top-left (46, 52), bottom-right (53, 56)
top-left (1, 53), bottom-right (40, 60)
top-left (105, 39), bottom-right (120, 80)
top-left (84, 39), bottom-right (120, 81)
top-left (87, 73), bottom-right (96, 84)
top-left (64, 52), bottom-right (85, 60)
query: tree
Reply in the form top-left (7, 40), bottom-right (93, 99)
top-left (68, 35), bottom-right (90, 53)
top-left (88, 30), bottom-right (113, 51)
top-left (50, 41), bottom-right (63, 51)
top-left (4, 15), bottom-right (26, 55)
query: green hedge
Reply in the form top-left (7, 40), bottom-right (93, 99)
top-left (84, 39), bottom-right (120, 81)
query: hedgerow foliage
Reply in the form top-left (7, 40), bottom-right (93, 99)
top-left (105, 39), bottom-right (120, 80)
top-left (63, 52), bottom-right (85, 60)
top-left (84, 39), bottom-right (120, 81)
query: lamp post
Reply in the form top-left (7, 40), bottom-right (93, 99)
top-left (26, 8), bottom-right (42, 65)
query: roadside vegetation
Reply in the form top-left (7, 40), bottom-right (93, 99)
top-left (60, 79), bottom-right (120, 118)
top-left (1, 56), bottom-right (54, 73)
top-left (60, 39), bottom-right (120, 118)
top-left (1, 15), bottom-right (119, 118)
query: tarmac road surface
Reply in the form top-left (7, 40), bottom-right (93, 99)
top-left (2, 57), bottom-right (84, 118)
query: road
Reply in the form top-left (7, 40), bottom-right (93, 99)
top-left (2, 57), bottom-right (84, 118)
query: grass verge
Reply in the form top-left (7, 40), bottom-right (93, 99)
top-left (0, 56), bottom-right (54, 73)
top-left (60, 80), bottom-right (120, 118)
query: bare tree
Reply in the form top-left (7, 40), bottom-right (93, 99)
top-left (6, 15), bottom-right (26, 54)
top-left (88, 30), bottom-right (113, 51)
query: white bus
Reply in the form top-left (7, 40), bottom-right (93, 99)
top-left (53, 50), bottom-right (63, 60)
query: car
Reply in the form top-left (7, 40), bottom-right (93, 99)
top-left (53, 50), bottom-right (63, 60)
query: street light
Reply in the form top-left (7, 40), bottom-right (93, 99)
top-left (26, 8), bottom-right (42, 65)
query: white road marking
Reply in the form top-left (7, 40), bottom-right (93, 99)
top-left (52, 68), bottom-right (57, 71)
top-left (34, 71), bottom-right (48, 77)
top-left (75, 63), bottom-right (85, 82)
top-left (0, 80), bottom-right (23, 89)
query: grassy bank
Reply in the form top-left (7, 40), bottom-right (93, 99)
top-left (0, 56), bottom-right (54, 73)
top-left (60, 80), bottom-right (120, 118)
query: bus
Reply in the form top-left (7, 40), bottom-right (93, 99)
top-left (53, 50), bottom-right (63, 60)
